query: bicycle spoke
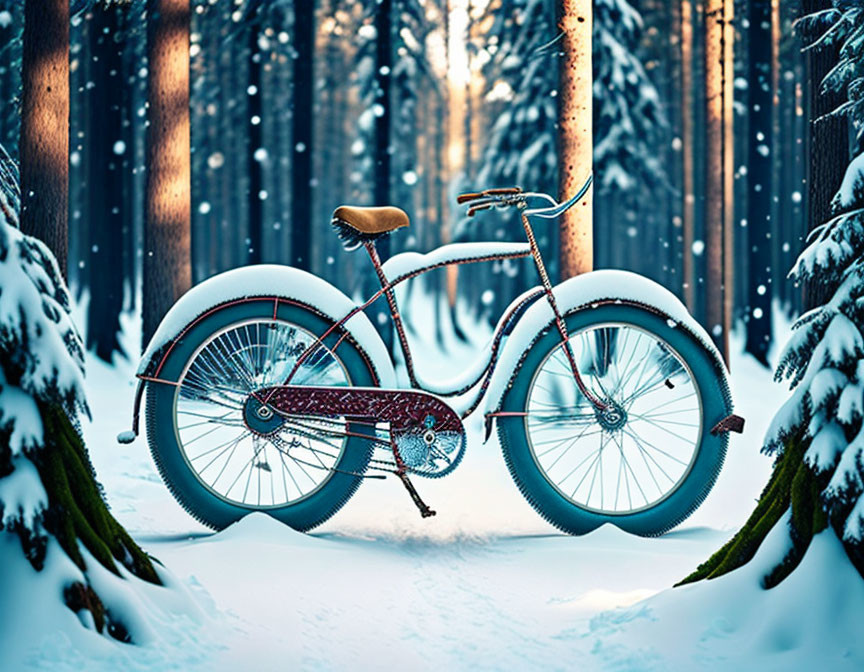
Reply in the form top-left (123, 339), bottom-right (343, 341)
top-left (622, 426), bottom-right (690, 467)
top-left (526, 321), bottom-right (703, 514)
top-left (175, 319), bottom-right (351, 508)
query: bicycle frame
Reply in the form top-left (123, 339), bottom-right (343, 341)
top-left (278, 176), bottom-right (607, 421)
top-left (129, 176), bottom-right (607, 438)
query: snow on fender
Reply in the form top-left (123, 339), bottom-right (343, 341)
top-left (136, 264), bottom-right (396, 387)
top-left (482, 269), bottom-right (730, 417)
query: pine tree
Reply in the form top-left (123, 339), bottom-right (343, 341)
top-left (682, 3), bottom-right (864, 585)
top-left (0, 145), bottom-right (161, 640)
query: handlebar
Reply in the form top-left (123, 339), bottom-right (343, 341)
top-left (456, 186), bottom-right (523, 204)
top-left (457, 174), bottom-right (593, 220)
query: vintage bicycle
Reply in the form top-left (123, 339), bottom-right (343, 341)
top-left (120, 175), bottom-right (743, 536)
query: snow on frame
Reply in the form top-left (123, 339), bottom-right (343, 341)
top-left (381, 241), bottom-right (531, 284)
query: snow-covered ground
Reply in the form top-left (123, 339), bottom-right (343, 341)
top-left (4, 298), bottom-right (863, 670)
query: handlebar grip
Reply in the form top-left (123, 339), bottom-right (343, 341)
top-left (457, 191), bottom-right (483, 204)
top-left (484, 187), bottom-right (522, 196)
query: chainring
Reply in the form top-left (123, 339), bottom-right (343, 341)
top-left (258, 384), bottom-right (467, 478)
top-left (393, 427), bottom-right (466, 478)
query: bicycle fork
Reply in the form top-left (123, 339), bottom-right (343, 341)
top-left (520, 211), bottom-right (608, 413)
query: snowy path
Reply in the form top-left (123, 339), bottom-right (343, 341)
top-left (53, 306), bottom-right (789, 671)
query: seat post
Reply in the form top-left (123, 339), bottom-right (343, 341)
top-left (363, 241), bottom-right (418, 387)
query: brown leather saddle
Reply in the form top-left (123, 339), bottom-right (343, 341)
top-left (331, 205), bottom-right (409, 251)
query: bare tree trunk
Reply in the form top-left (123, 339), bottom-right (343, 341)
top-left (248, 23), bottom-right (263, 265)
top-left (800, 0), bottom-right (847, 311)
top-left (702, 0), bottom-right (733, 360)
top-left (87, 3), bottom-right (126, 362)
top-left (721, 0), bottom-right (734, 360)
top-left (143, 0), bottom-right (191, 346)
top-left (557, 0), bottom-right (593, 279)
top-left (463, 0), bottom-right (473, 178)
top-left (291, 1), bottom-right (314, 270)
top-left (680, 0), bottom-right (695, 310)
top-left (744, 0), bottom-right (773, 366)
top-left (373, 0), bottom-right (394, 350)
top-left (19, 0), bottom-right (69, 278)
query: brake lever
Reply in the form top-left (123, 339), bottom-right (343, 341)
top-left (467, 202), bottom-right (493, 217)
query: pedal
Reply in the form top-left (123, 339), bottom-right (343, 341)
top-left (396, 471), bottom-right (437, 519)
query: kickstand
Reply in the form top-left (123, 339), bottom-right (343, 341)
top-left (389, 438), bottom-right (436, 518)
top-left (395, 469), bottom-right (437, 518)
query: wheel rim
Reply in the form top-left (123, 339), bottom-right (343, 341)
top-left (524, 322), bottom-right (703, 515)
top-left (173, 318), bottom-right (351, 508)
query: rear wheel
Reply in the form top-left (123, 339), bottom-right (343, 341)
top-left (498, 303), bottom-right (731, 536)
top-left (145, 299), bottom-right (378, 531)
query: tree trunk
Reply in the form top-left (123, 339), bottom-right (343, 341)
top-left (680, 0), bottom-right (695, 310)
top-left (702, 0), bottom-right (732, 360)
top-left (678, 435), bottom-right (831, 587)
top-left (801, 0), bottom-right (847, 309)
top-left (744, 0), bottom-right (773, 366)
top-left (86, 3), bottom-right (126, 363)
top-left (721, 0), bottom-right (734, 361)
top-left (372, 0), bottom-right (394, 350)
top-left (34, 403), bottom-right (161, 637)
top-left (248, 24), bottom-right (263, 265)
top-left (463, 1), bottom-right (473, 179)
top-left (557, 0), bottom-right (593, 279)
top-left (19, 0), bottom-right (69, 279)
top-left (290, 1), bottom-right (314, 270)
top-left (142, 0), bottom-right (192, 346)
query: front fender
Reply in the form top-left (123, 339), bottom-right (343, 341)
top-left (121, 265), bottom-right (397, 442)
top-left (483, 270), bottom-right (728, 420)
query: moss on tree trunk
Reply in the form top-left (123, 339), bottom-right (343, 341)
top-left (26, 403), bottom-right (161, 637)
top-left (677, 432), bottom-right (859, 588)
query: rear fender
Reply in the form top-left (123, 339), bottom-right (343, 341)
top-left (123, 265), bottom-right (396, 441)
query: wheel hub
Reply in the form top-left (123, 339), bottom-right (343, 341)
top-left (596, 401), bottom-right (627, 432)
top-left (243, 396), bottom-right (285, 435)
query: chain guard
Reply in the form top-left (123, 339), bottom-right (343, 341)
top-left (258, 385), bottom-right (467, 478)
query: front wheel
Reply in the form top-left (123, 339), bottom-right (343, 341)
top-left (498, 303), bottom-right (731, 537)
top-left (145, 299), bottom-right (379, 531)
